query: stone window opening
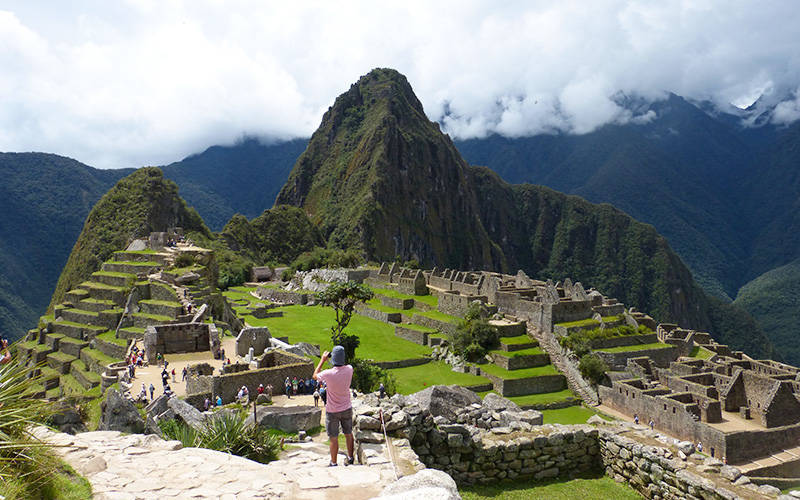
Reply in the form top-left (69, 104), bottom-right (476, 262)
top-left (673, 407), bottom-right (676, 413)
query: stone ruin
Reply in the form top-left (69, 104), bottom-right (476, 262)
top-left (143, 322), bottom-right (221, 363)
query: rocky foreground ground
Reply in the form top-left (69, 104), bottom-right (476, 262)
top-left (33, 426), bottom-right (459, 500)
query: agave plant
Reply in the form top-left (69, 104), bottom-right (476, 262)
top-left (0, 345), bottom-right (57, 484)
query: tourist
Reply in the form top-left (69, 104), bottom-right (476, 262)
top-left (298, 378), bottom-right (305, 395)
top-left (156, 352), bottom-right (162, 366)
top-left (171, 368), bottom-right (176, 382)
top-left (257, 383), bottom-right (264, 395)
top-left (320, 383), bottom-right (327, 405)
top-left (313, 346), bottom-right (355, 466)
top-left (697, 442), bottom-right (703, 453)
top-left (633, 414), bottom-right (639, 425)
top-left (266, 383), bottom-right (273, 397)
top-left (216, 395), bottom-right (222, 406)
top-left (182, 366), bottom-right (188, 381)
top-left (164, 385), bottom-right (172, 397)
top-left (292, 376), bottom-right (298, 395)
top-left (149, 383), bottom-right (155, 400)
top-left (139, 383), bottom-right (147, 402)
top-left (379, 382), bottom-right (386, 399)
top-left (649, 419), bottom-right (654, 430)
top-left (284, 378), bottom-right (292, 399)
top-left (204, 397), bottom-right (211, 411)
top-left (313, 387), bottom-right (320, 407)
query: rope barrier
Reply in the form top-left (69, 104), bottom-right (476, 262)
top-left (378, 407), bottom-right (400, 480)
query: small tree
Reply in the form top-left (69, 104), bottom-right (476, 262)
top-left (578, 353), bottom-right (609, 389)
top-left (316, 281), bottom-right (374, 360)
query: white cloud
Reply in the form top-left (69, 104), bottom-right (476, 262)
top-left (0, 1), bottom-right (799, 168)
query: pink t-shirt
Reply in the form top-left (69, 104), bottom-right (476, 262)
top-left (317, 364), bottom-right (353, 413)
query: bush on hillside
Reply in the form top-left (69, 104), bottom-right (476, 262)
top-left (578, 353), bottom-right (609, 388)
top-left (559, 324), bottom-right (653, 356)
top-left (351, 358), bottom-right (397, 395)
top-left (448, 304), bottom-right (500, 362)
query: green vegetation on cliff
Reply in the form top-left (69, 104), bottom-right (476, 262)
top-left (734, 258), bottom-right (800, 364)
top-left (48, 168), bottom-right (209, 309)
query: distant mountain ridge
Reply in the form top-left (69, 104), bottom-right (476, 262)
top-left (274, 68), bottom-right (772, 357)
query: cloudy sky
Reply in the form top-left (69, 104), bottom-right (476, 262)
top-left (1, 1), bottom-right (799, 169)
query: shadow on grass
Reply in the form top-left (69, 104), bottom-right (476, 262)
top-left (459, 470), bottom-right (641, 500)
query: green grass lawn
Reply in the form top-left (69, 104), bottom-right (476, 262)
top-left (459, 472), bottom-right (639, 500)
top-left (490, 346), bottom-right (545, 358)
top-left (500, 334), bottom-right (536, 346)
top-left (370, 286), bottom-right (438, 307)
top-left (555, 318), bottom-right (600, 329)
top-left (96, 331), bottom-right (129, 347)
top-left (412, 310), bottom-right (462, 325)
top-left (223, 286), bottom-right (261, 303)
top-left (109, 260), bottom-right (161, 267)
top-left (388, 360), bottom-right (490, 394)
top-left (479, 362), bottom-right (560, 379)
top-left (245, 305), bottom-right (431, 362)
top-left (541, 406), bottom-right (613, 425)
top-left (690, 346), bottom-right (714, 359)
top-left (596, 342), bottom-right (671, 353)
top-left (500, 389), bottom-right (578, 407)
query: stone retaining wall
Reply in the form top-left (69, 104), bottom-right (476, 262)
top-left (380, 295), bottom-right (414, 310)
top-left (595, 345), bottom-right (679, 371)
top-left (589, 333), bottom-right (659, 350)
top-left (489, 351), bottom-right (550, 370)
top-left (412, 315), bottom-right (457, 335)
top-left (355, 304), bottom-right (401, 323)
top-left (482, 372), bottom-right (566, 397)
top-left (210, 361), bottom-right (313, 404)
top-left (94, 338), bottom-right (127, 359)
top-left (373, 358), bottom-right (431, 370)
top-left (395, 326), bottom-right (435, 346)
top-left (255, 287), bottom-right (309, 305)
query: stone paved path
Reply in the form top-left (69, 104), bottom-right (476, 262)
top-left (34, 427), bottom-right (397, 499)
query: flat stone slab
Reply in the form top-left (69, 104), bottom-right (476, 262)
top-left (34, 426), bottom-right (395, 499)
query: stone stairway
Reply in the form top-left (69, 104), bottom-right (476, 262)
top-left (529, 323), bottom-right (599, 405)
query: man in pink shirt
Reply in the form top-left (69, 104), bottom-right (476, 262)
top-left (313, 345), bottom-right (355, 466)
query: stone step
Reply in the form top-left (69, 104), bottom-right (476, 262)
top-left (489, 348), bottom-right (550, 370)
top-left (94, 335), bottom-right (129, 359)
top-left (49, 320), bottom-right (108, 341)
top-left (16, 341), bottom-right (52, 366)
top-left (78, 298), bottom-right (117, 313)
top-left (80, 348), bottom-right (119, 375)
top-left (58, 336), bottom-right (90, 358)
top-left (37, 366), bottom-right (61, 390)
top-left (44, 333), bottom-right (66, 351)
top-left (58, 307), bottom-right (100, 326)
top-left (139, 299), bottom-right (183, 318)
top-left (77, 281), bottom-right (128, 306)
top-left (47, 351), bottom-right (78, 374)
top-left (91, 271), bottom-right (136, 288)
top-left (70, 359), bottom-right (102, 390)
top-left (499, 335), bottom-right (539, 352)
top-left (102, 261), bottom-right (161, 275)
top-left (64, 288), bottom-right (91, 307)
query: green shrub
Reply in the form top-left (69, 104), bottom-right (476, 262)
top-left (448, 315), bottom-right (500, 362)
top-left (559, 324), bottom-right (653, 355)
top-left (289, 247), bottom-right (362, 273)
top-left (174, 253), bottom-right (195, 268)
top-left (158, 411), bottom-right (280, 464)
top-left (351, 358), bottom-right (397, 395)
top-left (578, 354), bottom-right (609, 388)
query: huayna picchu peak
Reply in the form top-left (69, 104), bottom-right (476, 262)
top-left (275, 68), bottom-right (770, 359)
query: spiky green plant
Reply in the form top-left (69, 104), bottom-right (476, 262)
top-left (159, 410), bottom-right (280, 464)
top-left (0, 345), bottom-right (59, 492)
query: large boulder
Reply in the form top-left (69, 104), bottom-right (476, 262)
top-left (377, 469), bottom-right (460, 499)
top-left (482, 392), bottom-right (520, 412)
top-left (99, 389), bottom-right (145, 434)
top-left (167, 396), bottom-right (205, 430)
top-left (245, 405), bottom-right (322, 433)
top-left (408, 385), bottom-right (481, 422)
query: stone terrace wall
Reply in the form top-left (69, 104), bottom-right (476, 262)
top-left (596, 345), bottom-right (679, 371)
top-left (599, 431), bottom-right (745, 499)
top-left (255, 287), bottom-right (309, 305)
top-left (210, 360), bottom-right (312, 403)
top-left (438, 292), bottom-right (487, 317)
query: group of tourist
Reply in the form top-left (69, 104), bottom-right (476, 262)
top-left (283, 375), bottom-right (326, 402)
top-left (203, 394), bottom-right (223, 410)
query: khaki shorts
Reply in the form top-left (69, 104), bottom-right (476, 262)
top-left (325, 407), bottom-right (353, 437)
